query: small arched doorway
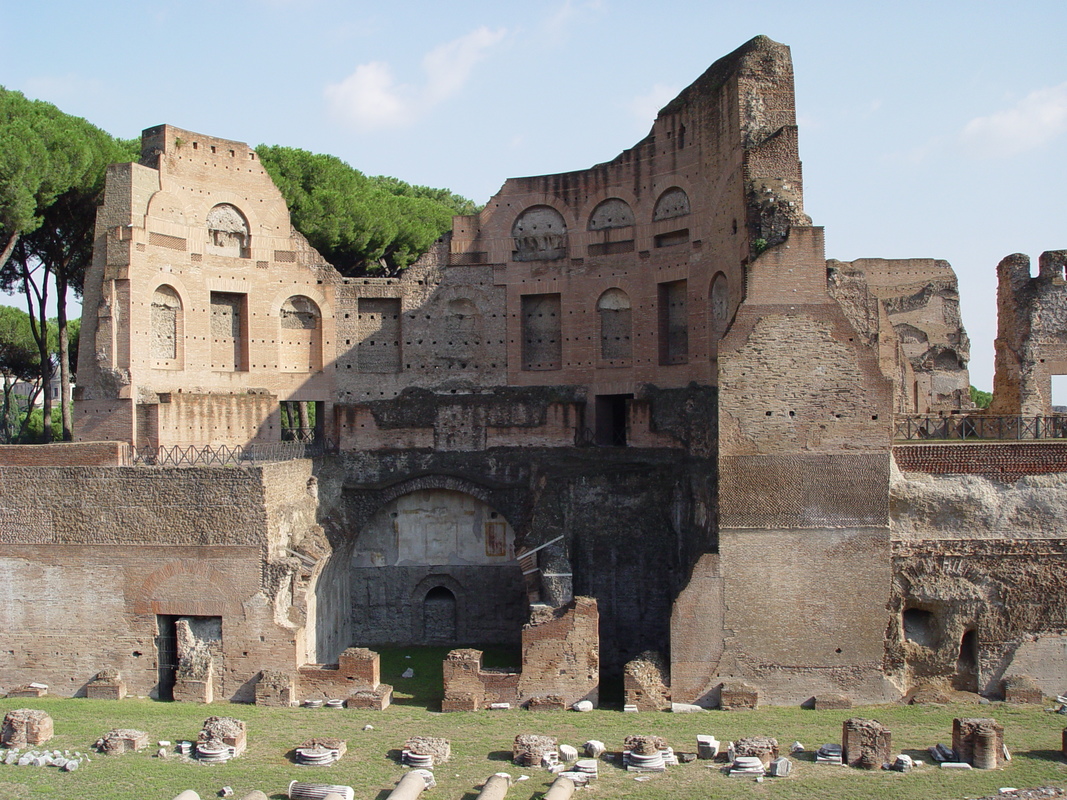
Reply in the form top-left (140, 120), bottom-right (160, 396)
top-left (422, 586), bottom-right (457, 643)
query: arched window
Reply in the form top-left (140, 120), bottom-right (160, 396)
top-left (512, 206), bottom-right (567, 262)
top-left (588, 198), bottom-right (634, 231)
top-left (597, 288), bottom-right (632, 363)
top-left (206, 203), bottom-right (249, 257)
top-left (280, 295), bottom-right (322, 372)
top-left (652, 187), bottom-right (690, 221)
top-left (151, 285), bottom-right (183, 367)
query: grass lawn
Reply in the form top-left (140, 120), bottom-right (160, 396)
top-left (1, 648), bottom-right (1065, 800)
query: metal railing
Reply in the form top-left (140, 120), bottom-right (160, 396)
top-left (127, 437), bottom-right (336, 467)
top-left (894, 415), bottom-right (1067, 441)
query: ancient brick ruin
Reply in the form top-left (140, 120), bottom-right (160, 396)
top-left (441, 597), bottom-right (598, 710)
top-left (0, 35), bottom-right (1065, 707)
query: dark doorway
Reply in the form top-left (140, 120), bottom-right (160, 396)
top-left (954, 628), bottom-right (979, 691)
top-left (422, 586), bottom-right (457, 643)
top-left (155, 615), bottom-right (179, 701)
top-left (595, 394), bottom-right (631, 446)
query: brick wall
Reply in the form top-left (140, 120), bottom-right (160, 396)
top-left (0, 442), bottom-right (127, 467)
top-left (894, 442), bottom-right (1067, 477)
top-left (0, 461), bottom-right (320, 700)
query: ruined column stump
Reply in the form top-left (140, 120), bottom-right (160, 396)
top-left (841, 718), bottom-right (892, 769)
top-left (1, 709), bottom-right (53, 747)
top-left (733, 736), bottom-right (779, 767)
top-left (513, 734), bottom-right (557, 767)
top-left (97, 728), bottom-right (149, 754)
top-left (953, 718), bottom-right (1005, 769)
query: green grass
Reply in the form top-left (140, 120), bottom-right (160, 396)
top-left (1, 650), bottom-right (1065, 800)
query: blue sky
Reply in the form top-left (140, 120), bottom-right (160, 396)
top-left (2, 0), bottom-right (1065, 392)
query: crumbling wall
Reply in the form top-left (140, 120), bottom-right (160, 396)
top-left (829, 258), bottom-right (971, 413)
top-left (991, 250), bottom-right (1067, 416)
top-left (441, 649), bottom-right (520, 711)
top-left (890, 462), bottom-right (1067, 696)
top-left (518, 597), bottom-right (599, 707)
top-left (623, 651), bottom-right (671, 711)
top-left (296, 647), bottom-right (392, 708)
top-left (441, 597), bottom-right (599, 710)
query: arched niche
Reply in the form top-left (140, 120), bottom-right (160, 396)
top-left (151, 284), bottom-right (183, 367)
top-left (588, 198), bottom-right (634, 231)
top-left (512, 206), bottom-right (567, 262)
top-left (279, 295), bottom-right (322, 372)
top-left (653, 187), bottom-right (690, 221)
top-left (206, 203), bottom-right (250, 258)
top-left (313, 488), bottom-right (526, 659)
top-left (597, 288), bottom-right (632, 362)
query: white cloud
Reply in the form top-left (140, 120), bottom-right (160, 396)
top-left (326, 26), bottom-right (506, 131)
top-left (325, 62), bottom-right (413, 130)
top-left (962, 82), bottom-right (1067, 157)
top-left (543, 0), bottom-right (605, 42)
top-left (627, 83), bottom-right (679, 127)
top-left (423, 27), bottom-right (507, 104)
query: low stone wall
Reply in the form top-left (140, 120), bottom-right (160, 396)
top-left (0, 442), bottom-right (127, 467)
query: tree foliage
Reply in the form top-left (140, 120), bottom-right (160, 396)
top-left (970, 385), bottom-right (993, 409)
top-left (0, 87), bottom-right (135, 440)
top-left (256, 145), bottom-right (479, 276)
top-left (0, 304), bottom-right (57, 442)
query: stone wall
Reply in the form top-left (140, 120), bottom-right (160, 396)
top-left (0, 442), bottom-right (127, 467)
top-left (0, 460), bottom-right (319, 700)
top-left (702, 225), bottom-right (899, 706)
top-left (890, 464), bottom-right (1067, 696)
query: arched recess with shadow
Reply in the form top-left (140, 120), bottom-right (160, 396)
top-left (309, 486), bottom-right (527, 660)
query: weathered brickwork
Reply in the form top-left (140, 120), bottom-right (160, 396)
top-left (441, 597), bottom-right (598, 710)
top-left (0, 460), bottom-right (319, 701)
top-left (894, 442), bottom-right (1067, 478)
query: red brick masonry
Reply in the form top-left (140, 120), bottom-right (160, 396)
top-left (894, 442), bottom-right (1067, 478)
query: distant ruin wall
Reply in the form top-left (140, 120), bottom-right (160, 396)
top-left (992, 250), bottom-right (1067, 416)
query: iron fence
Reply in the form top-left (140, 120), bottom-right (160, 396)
top-left (127, 437), bottom-right (336, 467)
top-left (894, 415), bottom-right (1067, 441)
